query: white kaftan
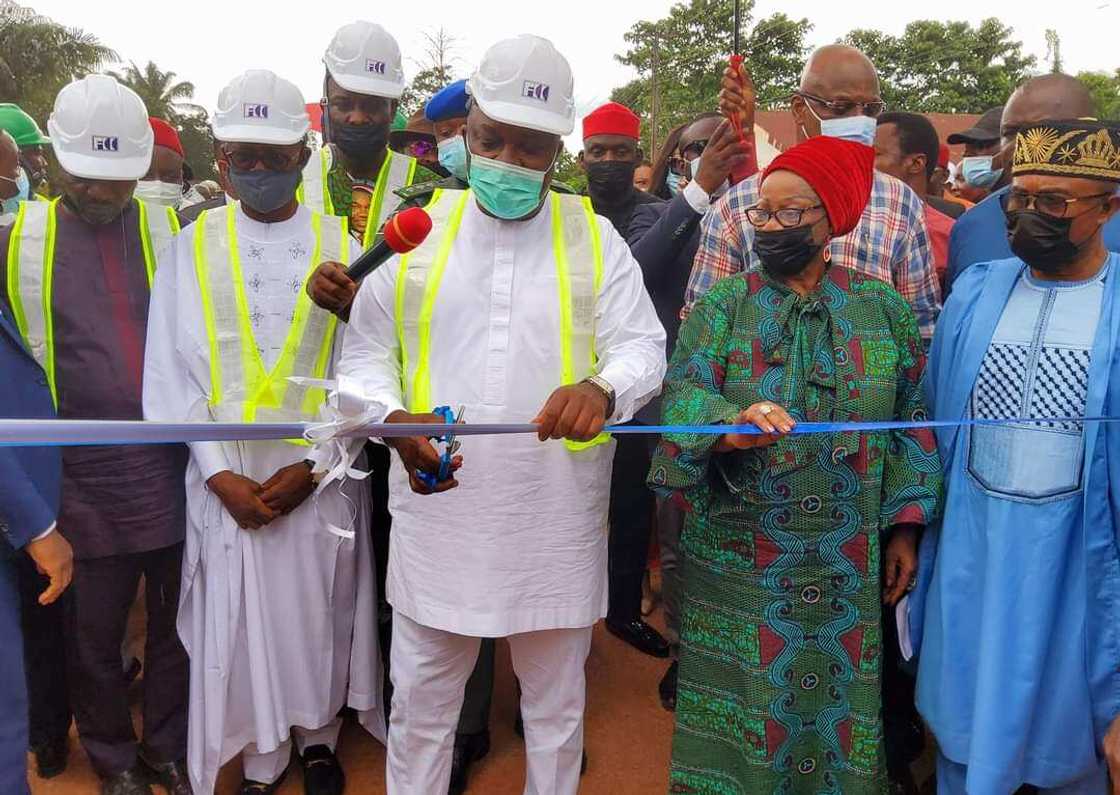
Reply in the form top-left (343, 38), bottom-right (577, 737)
top-left (338, 196), bottom-right (667, 638)
top-left (142, 204), bottom-right (384, 794)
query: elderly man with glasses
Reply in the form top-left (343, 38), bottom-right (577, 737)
top-left (685, 43), bottom-right (941, 341)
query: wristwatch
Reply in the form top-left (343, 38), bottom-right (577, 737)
top-left (582, 375), bottom-right (616, 418)
top-left (302, 458), bottom-right (325, 485)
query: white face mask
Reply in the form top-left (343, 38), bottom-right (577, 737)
top-left (803, 102), bottom-right (877, 147)
top-left (687, 152), bottom-right (730, 198)
top-left (134, 179), bottom-right (183, 208)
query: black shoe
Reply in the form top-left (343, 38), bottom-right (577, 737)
top-left (138, 753), bottom-right (192, 795)
top-left (238, 773), bottom-right (286, 795)
top-left (32, 735), bottom-right (69, 779)
top-left (448, 730), bottom-right (490, 795)
top-left (659, 660), bottom-right (679, 711)
top-left (581, 751), bottom-right (588, 775)
top-left (606, 619), bottom-right (670, 658)
top-left (300, 744), bottom-right (345, 795)
top-left (102, 765), bottom-right (154, 795)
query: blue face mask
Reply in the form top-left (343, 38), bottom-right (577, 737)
top-left (438, 136), bottom-right (469, 182)
top-left (961, 155), bottom-right (1003, 189)
top-left (0, 168), bottom-right (30, 215)
top-left (467, 147), bottom-right (549, 220)
top-left (666, 170), bottom-right (684, 197)
top-left (805, 103), bottom-right (877, 147)
top-left (228, 166), bottom-right (302, 214)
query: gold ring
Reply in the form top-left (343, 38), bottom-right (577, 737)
top-left (758, 404), bottom-right (774, 416)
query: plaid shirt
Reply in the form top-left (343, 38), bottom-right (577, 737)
top-left (685, 170), bottom-right (942, 338)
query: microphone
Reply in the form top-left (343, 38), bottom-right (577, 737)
top-left (345, 206), bottom-right (433, 282)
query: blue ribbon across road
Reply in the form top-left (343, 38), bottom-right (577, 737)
top-left (0, 417), bottom-right (1118, 447)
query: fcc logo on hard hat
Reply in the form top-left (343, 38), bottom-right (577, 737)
top-left (243, 103), bottom-right (269, 119)
top-left (91, 136), bottom-right (119, 152)
top-left (366, 59), bottom-right (387, 75)
top-left (522, 81), bottom-right (550, 102)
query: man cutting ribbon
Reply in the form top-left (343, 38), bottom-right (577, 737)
top-left (336, 33), bottom-right (666, 795)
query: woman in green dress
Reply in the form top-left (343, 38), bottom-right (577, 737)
top-left (649, 135), bottom-right (942, 794)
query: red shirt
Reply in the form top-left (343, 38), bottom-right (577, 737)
top-left (923, 203), bottom-right (955, 294)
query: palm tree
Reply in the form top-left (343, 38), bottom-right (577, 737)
top-left (0, 9), bottom-right (117, 124)
top-left (109, 61), bottom-right (204, 122)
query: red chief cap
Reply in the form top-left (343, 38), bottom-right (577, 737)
top-left (762, 137), bottom-right (874, 238)
top-left (149, 117), bottom-right (184, 157)
top-left (938, 142), bottom-right (950, 170)
top-left (581, 102), bottom-right (640, 141)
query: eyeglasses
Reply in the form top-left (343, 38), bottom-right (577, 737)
top-left (796, 91), bottom-right (886, 118)
top-left (221, 146), bottom-right (303, 172)
top-left (1005, 188), bottom-right (1113, 218)
top-left (745, 204), bottom-right (825, 229)
top-left (406, 139), bottom-right (435, 157)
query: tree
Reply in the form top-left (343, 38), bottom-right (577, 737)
top-left (109, 61), bottom-right (203, 120)
top-left (400, 28), bottom-right (461, 116)
top-left (611, 0), bottom-right (811, 158)
top-left (1077, 69), bottom-right (1120, 119)
top-left (111, 60), bottom-right (216, 182)
top-left (552, 147), bottom-right (586, 194)
top-left (1045, 29), bottom-right (1062, 74)
top-left (842, 19), bottom-right (1036, 113)
top-left (0, 10), bottom-right (116, 124)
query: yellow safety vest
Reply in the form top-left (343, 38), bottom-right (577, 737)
top-left (296, 144), bottom-right (418, 250)
top-left (6, 196), bottom-right (180, 404)
top-left (395, 188), bottom-right (609, 451)
top-left (191, 202), bottom-right (347, 439)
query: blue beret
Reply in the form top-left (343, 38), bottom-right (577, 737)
top-left (424, 79), bottom-right (469, 123)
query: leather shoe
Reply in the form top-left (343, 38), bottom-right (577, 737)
top-left (32, 735), bottom-right (69, 779)
top-left (238, 772), bottom-right (286, 795)
top-left (139, 754), bottom-right (192, 795)
top-left (606, 618), bottom-right (670, 657)
top-left (659, 660), bottom-right (679, 711)
top-left (300, 744), bottom-right (345, 795)
top-left (448, 730), bottom-right (490, 794)
top-left (102, 765), bottom-right (154, 795)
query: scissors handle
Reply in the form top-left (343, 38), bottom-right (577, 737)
top-left (416, 405), bottom-right (458, 490)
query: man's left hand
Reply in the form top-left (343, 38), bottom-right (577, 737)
top-left (259, 462), bottom-right (316, 515)
top-left (532, 383), bottom-right (609, 443)
top-left (1103, 713), bottom-right (1120, 793)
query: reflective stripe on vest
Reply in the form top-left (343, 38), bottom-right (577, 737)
top-left (5, 197), bottom-right (176, 404)
top-left (297, 146), bottom-right (418, 249)
top-left (395, 189), bottom-right (608, 451)
top-left (191, 202), bottom-right (346, 439)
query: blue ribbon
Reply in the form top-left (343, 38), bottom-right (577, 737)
top-left (0, 416), bottom-right (1117, 447)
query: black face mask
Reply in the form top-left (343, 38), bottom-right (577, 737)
top-left (1006, 209), bottom-right (1085, 274)
top-left (63, 194), bottom-right (126, 226)
top-left (333, 122), bottom-right (389, 160)
top-left (753, 224), bottom-right (824, 278)
top-left (585, 160), bottom-right (636, 203)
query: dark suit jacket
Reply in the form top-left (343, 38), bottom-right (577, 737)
top-left (0, 307), bottom-right (60, 556)
top-left (625, 192), bottom-right (705, 423)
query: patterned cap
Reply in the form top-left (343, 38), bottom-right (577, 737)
top-left (1013, 119), bottom-right (1120, 183)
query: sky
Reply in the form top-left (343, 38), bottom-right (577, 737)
top-left (23, 0), bottom-right (1120, 148)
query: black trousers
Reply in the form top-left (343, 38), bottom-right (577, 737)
top-left (607, 432), bottom-right (655, 624)
top-left (17, 551), bottom-right (71, 749)
top-left (66, 543), bottom-right (189, 778)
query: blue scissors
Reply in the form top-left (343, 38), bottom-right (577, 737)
top-left (415, 405), bottom-right (464, 490)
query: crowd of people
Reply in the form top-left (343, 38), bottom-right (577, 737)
top-left (0, 16), bottom-right (1119, 795)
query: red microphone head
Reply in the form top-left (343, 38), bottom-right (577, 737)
top-left (383, 206), bottom-right (433, 254)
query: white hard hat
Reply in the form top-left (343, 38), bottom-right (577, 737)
top-left (323, 21), bottom-right (405, 99)
top-left (467, 35), bottom-right (574, 136)
top-left (47, 74), bottom-right (152, 181)
top-left (212, 70), bottom-right (310, 146)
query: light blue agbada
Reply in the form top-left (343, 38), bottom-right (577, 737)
top-left (912, 253), bottom-right (1120, 792)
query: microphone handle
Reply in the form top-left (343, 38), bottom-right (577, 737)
top-left (344, 238), bottom-right (395, 282)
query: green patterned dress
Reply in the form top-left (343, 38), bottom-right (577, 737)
top-left (648, 267), bottom-right (942, 795)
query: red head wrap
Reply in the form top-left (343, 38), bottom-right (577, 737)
top-left (938, 142), bottom-right (950, 170)
top-left (149, 117), bottom-right (184, 158)
top-left (761, 137), bottom-right (874, 238)
top-left (581, 102), bottom-right (640, 141)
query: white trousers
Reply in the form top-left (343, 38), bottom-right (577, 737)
top-left (387, 613), bottom-right (593, 795)
top-left (242, 718), bottom-right (343, 784)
